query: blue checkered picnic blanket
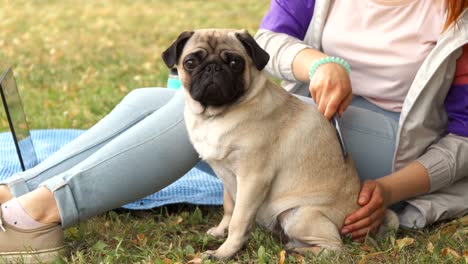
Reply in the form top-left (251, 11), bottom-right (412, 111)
top-left (0, 129), bottom-right (223, 209)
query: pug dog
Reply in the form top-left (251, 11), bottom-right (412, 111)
top-left (162, 29), bottom-right (397, 259)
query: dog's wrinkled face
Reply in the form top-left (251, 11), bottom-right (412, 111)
top-left (180, 36), bottom-right (246, 106)
top-left (162, 29), bottom-right (269, 107)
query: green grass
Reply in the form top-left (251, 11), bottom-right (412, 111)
top-left (0, 1), bottom-right (467, 263)
top-left (0, 0), bottom-right (267, 130)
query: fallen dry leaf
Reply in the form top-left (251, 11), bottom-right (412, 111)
top-left (359, 244), bottom-right (374, 253)
top-left (291, 252), bottom-right (305, 263)
top-left (395, 237), bottom-right (414, 251)
top-left (187, 251), bottom-right (202, 264)
top-left (440, 224), bottom-right (458, 235)
top-left (279, 250), bottom-right (286, 264)
top-left (426, 242), bottom-right (434, 254)
top-left (458, 215), bottom-right (468, 226)
top-left (137, 233), bottom-right (145, 240)
top-left (463, 250), bottom-right (468, 263)
top-left (187, 258), bottom-right (202, 264)
top-left (187, 252), bottom-right (203, 264)
top-left (172, 216), bottom-right (183, 225)
top-left (441, 247), bottom-right (461, 259)
top-left (359, 248), bottom-right (393, 264)
top-left (428, 233), bottom-right (440, 242)
top-left (119, 84), bottom-right (128, 92)
top-left (359, 255), bottom-right (369, 264)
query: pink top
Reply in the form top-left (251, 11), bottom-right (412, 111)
top-left (322, 0), bottom-right (446, 112)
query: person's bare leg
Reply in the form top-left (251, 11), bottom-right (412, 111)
top-left (16, 187), bottom-right (60, 224)
top-left (0, 185), bottom-right (13, 204)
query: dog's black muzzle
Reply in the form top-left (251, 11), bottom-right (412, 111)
top-left (189, 61), bottom-right (244, 107)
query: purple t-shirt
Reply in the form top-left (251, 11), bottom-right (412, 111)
top-left (445, 46), bottom-right (468, 137)
top-left (260, 0), bottom-right (315, 40)
top-left (259, 0), bottom-right (468, 137)
top-left (446, 84), bottom-right (468, 136)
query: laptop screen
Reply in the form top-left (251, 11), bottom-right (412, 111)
top-left (0, 67), bottom-right (38, 171)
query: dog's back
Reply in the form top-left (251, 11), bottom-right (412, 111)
top-left (252, 80), bottom-right (360, 233)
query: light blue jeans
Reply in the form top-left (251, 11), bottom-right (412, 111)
top-left (1, 88), bottom-right (400, 228)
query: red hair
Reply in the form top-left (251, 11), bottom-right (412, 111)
top-left (443, 0), bottom-right (468, 31)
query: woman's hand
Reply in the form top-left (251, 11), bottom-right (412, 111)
top-left (309, 63), bottom-right (353, 119)
top-left (340, 180), bottom-right (390, 241)
top-left (340, 162), bottom-right (430, 241)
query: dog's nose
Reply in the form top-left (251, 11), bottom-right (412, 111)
top-left (205, 63), bottom-right (221, 73)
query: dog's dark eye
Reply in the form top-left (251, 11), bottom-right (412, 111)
top-left (184, 58), bottom-right (199, 71)
top-left (229, 58), bottom-right (244, 71)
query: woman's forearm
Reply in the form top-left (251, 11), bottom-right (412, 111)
top-left (377, 161), bottom-right (430, 205)
top-left (292, 48), bottom-right (327, 82)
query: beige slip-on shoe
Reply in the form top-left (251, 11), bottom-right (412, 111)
top-left (0, 210), bottom-right (65, 263)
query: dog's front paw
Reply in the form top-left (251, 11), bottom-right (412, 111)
top-left (204, 241), bottom-right (242, 260)
top-left (202, 250), bottom-right (224, 260)
top-left (206, 226), bottom-right (227, 238)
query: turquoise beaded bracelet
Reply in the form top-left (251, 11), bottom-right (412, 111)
top-left (308, 56), bottom-right (351, 79)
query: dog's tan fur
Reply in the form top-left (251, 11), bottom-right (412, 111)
top-left (175, 29), bottom-right (362, 259)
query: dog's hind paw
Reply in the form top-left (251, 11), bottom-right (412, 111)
top-left (376, 209), bottom-right (399, 238)
top-left (285, 244), bottom-right (341, 257)
top-left (201, 250), bottom-right (217, 260)
top-left (202, 249), bottom-right (229, 260)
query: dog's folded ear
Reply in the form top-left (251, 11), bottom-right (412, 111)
top-left (235, 31), bottom-right (270, 71)
top-left (162, 31), bottom-right (195, 68)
